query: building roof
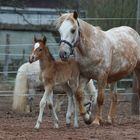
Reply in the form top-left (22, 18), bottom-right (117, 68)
top-left (0, 0), bottom-right (78, 9)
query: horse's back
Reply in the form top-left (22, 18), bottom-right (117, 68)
top-left (105, 26), bottom-right (140, 82)
top-left (105, 26), bottom-right (140, 60)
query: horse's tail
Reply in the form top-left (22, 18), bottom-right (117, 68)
top-left (12, 64), bottom-right (28, 112)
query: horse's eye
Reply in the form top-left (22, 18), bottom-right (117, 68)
top-left (71, 29), bottom-right (76, 34)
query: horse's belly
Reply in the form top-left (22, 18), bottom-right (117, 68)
top-left (108, 70), bottom-right (131, 83)
top-left (79, 64), bottom-right (102, 80)
top-left (108, 57), bottom-right (137, 83)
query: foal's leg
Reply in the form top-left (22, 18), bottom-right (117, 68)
top-left (34, 86), bottom-right (58, 129)
top-left (72, 94), bottom-right (79, 127)
top-left (49, 93), bottom-right (59, 128)
top-left (107, 83), bottom-right (117, 124)
top-left (66, 92), bottom-right (73, 126)
top-left (64, 84), bottom-right (79, 127)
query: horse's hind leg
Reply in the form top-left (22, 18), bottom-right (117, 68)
top-left (93, 75), bottom-right (107, 125)
top-left (107, 82), bottom-right (117, 124)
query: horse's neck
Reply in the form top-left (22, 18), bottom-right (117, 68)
top-left (76, 19), bottom-right (103, 57)
top-left (39, 48), bottom-right (55, 71)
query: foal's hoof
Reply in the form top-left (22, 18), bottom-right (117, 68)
top-left (34, 122), bottom-right (41, 130)
top-left (83, 113), bottom-right (93, 125)
top-left (107, 116), bottom-right (114, 124)
top-left (66, 123), bottom-right (71, 128)
top-left (54, 123), bottom-right (59, 129)
top-left (34, 125), bottom-right (40, 130)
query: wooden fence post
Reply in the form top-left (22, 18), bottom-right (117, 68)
top-left (3, 34), bottom-right (10, 80)
top-left (131, 74), bottom-right (139, 115)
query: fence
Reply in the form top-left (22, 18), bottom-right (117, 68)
top-left (0, 17), bottom-right (139, 115)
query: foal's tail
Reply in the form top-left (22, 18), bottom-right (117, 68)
top-left (12, 65), bottom-right (28, 112)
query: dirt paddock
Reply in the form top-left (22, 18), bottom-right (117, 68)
top-left (0, 84), bottom-right (140, 140)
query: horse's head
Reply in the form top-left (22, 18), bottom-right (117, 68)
top-left (29, 36), bottom-right (47, 63)
top-left (56, 11), bottom-right (80, 61)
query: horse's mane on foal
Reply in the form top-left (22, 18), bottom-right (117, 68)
top-left (44, 45), bottom-right (55, 61)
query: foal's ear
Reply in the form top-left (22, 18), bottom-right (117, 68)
top-left (58, 11), bottom-right (62, 16)
top-left (34, 35), bottom-right (37, 43)
top-left (42, 36), bottom-right (47, 44)
top-left (73, 11), bottom-right (78, 20)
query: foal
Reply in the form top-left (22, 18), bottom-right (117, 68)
top-left (29, 36), bottom-right (81, 129)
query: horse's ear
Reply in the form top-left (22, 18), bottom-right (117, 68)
top-left (34, 35), bottom-right (37, 43)
top-left (73, 11), bottom-right (78, 20)
top-left (42, 36), bottom-right (47, 44)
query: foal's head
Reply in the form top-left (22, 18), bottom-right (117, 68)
top-left (29, 36), bottom-right (47, 63)
top-left (56, 11), bottom-right (80, 60)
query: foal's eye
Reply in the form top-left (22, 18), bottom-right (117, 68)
top-left (39, 48), bottom-right (42, 51)
top-left (71, 29), bottom-right (76, 34)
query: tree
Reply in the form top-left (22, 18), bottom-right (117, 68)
top-left (80, 0), bottom-right (137, 30)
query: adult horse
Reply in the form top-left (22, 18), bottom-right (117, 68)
top-left (57, 11), bottom-right (140, 125)
top-left (12, 60), bottom-right (97, 127)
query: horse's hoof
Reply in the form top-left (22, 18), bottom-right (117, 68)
top-left (83, 113), bottom-right (93, 125)
top-left (93, 118), bottom-right (102, 125)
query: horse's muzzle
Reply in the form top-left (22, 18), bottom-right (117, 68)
top-left (59, 51), bottom-right (69, 61)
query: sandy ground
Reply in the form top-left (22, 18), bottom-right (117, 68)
top-left (0, 84), bottom-right (140, 140)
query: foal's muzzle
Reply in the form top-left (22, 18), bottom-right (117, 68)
top-left (29, 55), bottom-right (35, 63)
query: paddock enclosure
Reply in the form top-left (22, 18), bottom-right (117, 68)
top-left (0, 0), bottom-right (140, 139)
top-left (0, 83), bottom-right (140, 140)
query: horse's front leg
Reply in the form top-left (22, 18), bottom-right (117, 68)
top-left (34, 86), bottom-right (58, 129)
top-left (93, 77), bottom-right (107, 125)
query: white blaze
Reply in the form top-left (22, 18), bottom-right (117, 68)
top-left (59, 20), bottom-right (74, 41)
top-left (34, 42), bottom-right (40, 50)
